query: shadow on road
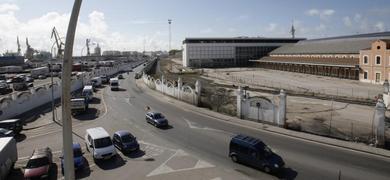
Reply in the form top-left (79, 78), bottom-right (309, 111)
top-left (7, 167), bottom-right (23, 179)
top-left (14, 133), bottom-right (26, 142)
top-left (159, 124), bottom-right (174, 130)
top-left (89, 97), bottom-right (101, 104)
top-left (94, 155), bottom-right (126, 170)
top-left (123, 149), bottom-right (146, 159)
top-left (73, 108), bottom-right (99, 121)
top-left (116, 88), bottom-right (127, 92)
top-left (277, 167), bottom-right (298, 180)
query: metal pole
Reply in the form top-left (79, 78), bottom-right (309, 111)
top-left (329, 97), bottom-right (333, 136)
top-left (168, 19), bottom-right (172, 52)
top-left (50, 42), bottom-right (57, 123)
top-left (62, 0), bottom-right (82, 179)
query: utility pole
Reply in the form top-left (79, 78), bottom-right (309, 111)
top-left (62, 0), bottom-right (82, 179)
top-left (168, 19), bottom-right (172, 53)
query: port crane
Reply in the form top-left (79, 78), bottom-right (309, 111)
top-left (51, 27), bottom-right (65, 59)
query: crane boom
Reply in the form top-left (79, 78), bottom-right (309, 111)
top-left (51, 27), bottom-right (65, 58)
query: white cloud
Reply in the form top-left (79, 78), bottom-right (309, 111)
top-left (343, 16), bottom-right (352, 27)
top-left (0, 4), bottom-right (171, 55)
top-left (305, 8), bottom-right (335, 20)
top-left (375, 21), bottom-right (385, 32)
top-left (265, 23), bottom-right (278, 32)
top-left (0, 3), bottom-right (19, 13)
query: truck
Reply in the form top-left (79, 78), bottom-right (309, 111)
top-left (31, 67), bottom-right (49, 79)
top-left (110, 78), bottom-right (119, 91)
top-left (82, 85), bottom-right (94, 102)
top-left (0, 137), bottom-right (17, 180)
top-left (71, 98), bottom-right (88, 115)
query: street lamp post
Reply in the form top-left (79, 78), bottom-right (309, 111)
top-left (62, 0), bottom-right (82, 179)
top-left (168, 19), bottom-right (172, 53)
top-left (50, 42), bottom-right (57, 123)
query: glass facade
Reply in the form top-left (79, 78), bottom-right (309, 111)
top-left (235, 46), bottom-right (279, 66)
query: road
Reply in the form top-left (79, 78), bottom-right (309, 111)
top-left (10, 64), bottom-right (390, 180)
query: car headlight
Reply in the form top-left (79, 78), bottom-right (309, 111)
top-left (274, 164), bottom-right (279, 168)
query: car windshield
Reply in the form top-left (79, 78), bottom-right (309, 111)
top-left (264, 146), bottom-right (273, 157)
top-left (0, 128), bottom-right (9, 133)
top-left (111, 82), bottom-right (118, 86)
top-left (154, 113), bottom-right (164, 119)
top-left (94, 137), bottom-right (112, 148)
top-left (26, 157), bottom-right (49, 168)
top-left (121, 134), bottom-right (134, 143)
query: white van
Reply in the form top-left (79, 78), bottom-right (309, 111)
top-left (109, 78), bottom-right (119, 91)
top-left (85, 127), bottom-right (117, 160)
top-left (82, 85), bottom-right (94, 102)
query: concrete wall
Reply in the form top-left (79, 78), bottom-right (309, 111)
top-left (237, 87), bottom-right (286, 126)
top-left (142, 75), bottom-right (201, 106)
top-left (0, 63), bottom-right (132, 121)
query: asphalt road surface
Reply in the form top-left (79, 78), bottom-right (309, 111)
top-left (11, 64), bottom-right (390, 180)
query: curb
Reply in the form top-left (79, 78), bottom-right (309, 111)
top-left (136, 78), bottom-right (390, 158)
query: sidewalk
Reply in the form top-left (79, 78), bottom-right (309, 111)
top-left (136, 79), bottom-right (390, 158)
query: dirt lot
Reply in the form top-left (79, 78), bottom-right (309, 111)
top-left (154, 58), bottom-right (390, 144)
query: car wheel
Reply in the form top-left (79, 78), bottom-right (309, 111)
top-left (154, 122), bottom-right (158, 127)
top-left (231, 155), bottom-right (238, 163)
top-left (264, 166), bottom-right (271, 174)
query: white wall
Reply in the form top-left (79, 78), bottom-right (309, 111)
top-left (0, 63), bottom-right (132, 121)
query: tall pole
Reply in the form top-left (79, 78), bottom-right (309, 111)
top-left (62, 0), bottom-right (82, 179)
top-left (168, 19), bottom-right (172, 53)
top-left (50, 42), bottom-right (56, 123)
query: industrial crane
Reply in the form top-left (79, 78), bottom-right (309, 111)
top-left (51, 26), bottom-right (65, 59)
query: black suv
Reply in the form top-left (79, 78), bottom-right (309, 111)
top-left (229, 134), bottom-right (284, 174)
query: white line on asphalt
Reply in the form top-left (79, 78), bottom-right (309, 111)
top-left (183, 118), bottom-right (235, 135)
top-left (146, 149), bottom-right (178, 177)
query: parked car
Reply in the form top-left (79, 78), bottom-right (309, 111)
top-left (118, 74), bottom-right (124, 79)
top-left (38, 75), bottom-right (46, 79)
top-left (145, 112), bottom-right (168, 128)
top-left (0, 128), bottom-right (14, 137)
top-left (0, 81), bottom-right (12, 95)
top-left (24, 147), bottom-right (53, 179)
top-left (101, 75), bottom-right (109, 84)
top-left (229, 134), bottom-right (285, 174)
top-left (85, 127), bottom-right (117, 160)
top-left (82, 85), bottom-right (94, 102)
top-left (0, 137), bottom-right (17, 180)
top-left (25, 76), bottom-right (34, 83)
top-left (0, 119), bottom-right (24, 134)
top-left (71, 98), bottom-right (88, 115)
top-left (109, 78), bottom-right (119, 91)
top-left (60, 142), bottom-right (85, 174)
top-left (112, 130), bottom-right (139, 153)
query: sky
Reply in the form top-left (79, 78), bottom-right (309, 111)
top-left (0, 0), bottom-right (389, 55)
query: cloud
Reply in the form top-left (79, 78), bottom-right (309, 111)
top-left (343, 16), bottom-right (352, 27)
top-left (305, 8), bottom-right (335, 20)
top-left (128, 19), bottom-right (165, 25)
top-left (375, 22), bottom-right (385, 32)
top-left (265, 23), bottom-right (278, 32)
top-left (0, 3), bottom-right (19, 13)
top-left (0, 4), bottom-right (172, 55)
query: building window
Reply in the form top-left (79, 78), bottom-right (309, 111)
top-left (364, 71), bottom-right (368, 79)
top-left (363, 56), bottom-right (368, 64)
top-left (377, 46), bottom-right (381, 50)
top-left (375, 72), bottom-right (381, 83)
top-left (376, 55), bottom-right (381, 65)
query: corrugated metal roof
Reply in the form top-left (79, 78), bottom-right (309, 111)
top-left (270, 31), bottom-right (390, 55)
top-left (255, 56), bottom-right (359, 67)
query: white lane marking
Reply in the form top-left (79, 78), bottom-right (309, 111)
top-left (184, 118), bottom-right (235, 135)
top-left (210, 177), bottom-right (222, 180)
top-left (147, 149), bottom-right (215, 177)
top-left (126, 98), bottom-right (133, 106)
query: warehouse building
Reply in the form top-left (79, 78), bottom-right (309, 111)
top-left (182, 37), bottom-right (304, 68)
top-left (252, 32), bottom-right (390, 81)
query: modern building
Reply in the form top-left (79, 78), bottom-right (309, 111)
top-left (0, 56), bottom-right (24, 67)
top-left (182, 37), bottom-right (304, 68)
top-left (252, 32), bottom-right (390, 80)
top-left (359, 40), bottom-right (390, 84)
